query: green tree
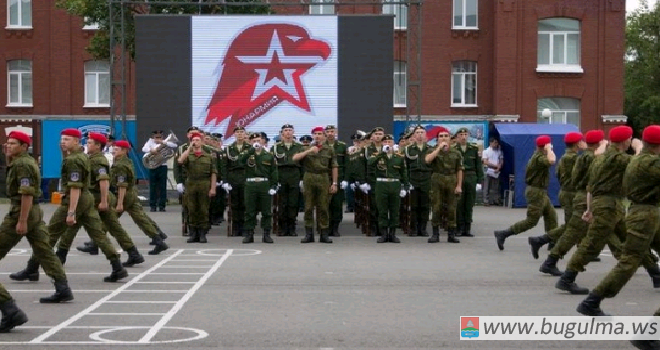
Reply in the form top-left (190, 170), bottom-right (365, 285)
top-left (55, 0), bottom-right (272, 60)
top-left (625, 0), bottom-right (660, 134)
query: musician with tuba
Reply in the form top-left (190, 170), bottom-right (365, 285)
top-left (142, 130), bottom-right (178, 212)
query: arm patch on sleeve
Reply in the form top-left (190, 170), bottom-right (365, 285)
top-left (20, 178), bottom-right (30, 186)
top-left (99, 168), bottom-right (107, 175)
top-left (70, 172), bottom-right (80, 181)
top-left (118, 176), bottom-right (125, 183)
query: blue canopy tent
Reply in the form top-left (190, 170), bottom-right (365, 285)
top-left (492, 123), bottom-right (580, 208)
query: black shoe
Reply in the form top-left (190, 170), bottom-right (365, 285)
top-left (187, 228), bottom-right (200, 243)
top-left (377, 227), bottom-right (388, 243)
top-left (301, 228), bottom-right (314, 243)
top-left (0, 299), bottom-right (28, 332)
top-left (647, 265), bottom-right (660, 288)
top-left (77, 243), bottom-right (99, 255)
top-left (630, 340), bottom-right (660, 350)
top-left (123, 246), bottom-right (146, 267)
top-left (148, 238), bottom-right (169, 255)
top-left (199, 230), bottom-right (208, 244)
top-left (150, 207), bottom-right (157, 212)
top-left (462, 223), bottom-right (474, 237)
top-left (555, 270), bottom-right (589, 295)
top-left (104, 258), bottom-right (128, 283)
top-left (159, 207), bottom-right (166, 212)
top-left (319, 229), bottom-right (333, 244)
top-left (243, 230), bottom-right (255, 244)
top-left (528, 234), bottom-right (551, 260)
top-left (576, 292), bottom-right (609, 316)
top-left (39, 280), bottom-right (74, 303)
top-left (428, 226), bottom-right (440, 243)
top-left (494, 228), bottom-right (514, 251)
top-left (263, 230), bottom-right (274, 244)
top-left (447, 229), bottom-right (460, 243)
top-left (419, 222), bottom-right (429, 237)
top-left (389, 228), bottom-right (400, 243)
top-left (539, 256), bottom-right (563, 276)
top-left (9, 259), bottom-right (40, 282)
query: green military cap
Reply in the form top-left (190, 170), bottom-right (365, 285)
top-left (212, 133), bottom-right (223, 139)
top-left (325, 125), bottom-right (336, 130)
top-left (187, 126), bottom-right (199, 133)
top-left (281, 124), bottom-right (294, 130)
top-left (455, 127), bottom-right (469, 135)
top-left (260, 131), bottom-right (269, 142)
top-left (249, 132), bottom-right (260, 140)
top-left (371, 127), bottom-right (384, 133)
top-left (404, 132), bottom-right (413, 140)
top-left (413, 125), bottom-right (425, 132)
top-left (365, 132), bottom-right (372, 139)
top-left (300, 135), bottom-right (313, 142)
top-left (233, 126), bottom-right (246, 132)
top-left (382, 134), bottom-right (394, 141)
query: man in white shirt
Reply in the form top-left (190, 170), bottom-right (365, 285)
top-left (481, 137), bottom-right (504, 206)
top-left (142, 130), bottom-right (177, 212)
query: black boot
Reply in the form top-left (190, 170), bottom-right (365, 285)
top-left (377, 227), bottom-right (389, 243)
top-left (389, 228), bottom-right (400, 243)
top-left (419, 222), bottom-right (429, 237)
top-left (555, 269), bottom-right (589, 295)
top-left (289, 220), bottom-right (298, 237)
top-left (237, 222), bottom-right (245, 237)
top-left (9, 258), bottom-right (40, 282)
top-left (148, 235), bottom-right (169, 255)
top-left (77, 242), bottom-right (99, 255)
top-left (55, 248), bottom-right (68, 265)
top-left (199, 229), bottom-right (208, 244)
top-left (528, 234), bottom-right (551, 260)
top-left (301, 228), bottom-right (314, 243)
top-left (630, 339), bottom-right (660, 350)
top-left (243, 230), bottom-right (254, 244)
top-left (576, 292), bottom-right (609, 316)
top-left (149, 229), bottom-right (168, 245)
top-left (122, 246), bottom-right (145, 267)
top-left (548, 241), bottom-right (556, 251)
top-left (263, 229), bottom-right (274, 244)
top-left (428, 226), bottom-right (440, 243)
top-left (104, 258), bottom-right (128, 283)
top-left (462, 223), bottom-right (474, 237)
top-left (447, 229), bottom-right (460, 243)
top-left (83, 240), bottom-right (94, 246)
top-left (332, 222), bottom-right (341, 237)
top-left (187, 227), bottom-right (200, 243)
top-left (39, 280), bottom-right (74, 303)
top-left (0, 299), bottom-right (27, 333)
top-left (494, 228), bottom-right (515, 251)
top-left (410, 223), bottom-right (418, 237)
top-left (539, 255), bottom-right (563, 276)
top-left (646, 265), bottom-right (660, 288)
top-left (319, 229), bottom-right (333, 244)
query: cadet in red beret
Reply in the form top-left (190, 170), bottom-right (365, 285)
top-left (494, 134), bottom-right (558, 251)
top-left (7, 131), bottom-right (31, 146)
top-left (608, 125), bottom-right (633, 143)
top-left (113, 140), bottom-right (131, 149)
top-left (61, 128), bottom-right (82, 139)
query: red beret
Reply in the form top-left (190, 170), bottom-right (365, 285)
top-left (435, 127), bottom-right (450, 136)
top-left (564, 132), bottom-right (583, 144)
top-left (643, 125), bottom-right (660, 145)
top-left (609, 126), bottom-right (633, 143)
top-left (88, 132), bottom-right (107, 144)
top-left (8, 131), bottom-right (31, 146)
top-left (536, 135), bottom-right (551, 147)
top-left (311, 126), bottom-right (324, 134)
top-left (190, 132), bottom-right (203, 140)
top-left (61, 128), bottom-right (82, 138)
top-left (114, 140), bottom-right (131, 149)
top-left (585, 130), bottom-right (604, 144)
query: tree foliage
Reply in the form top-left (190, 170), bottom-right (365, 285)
top-left (55, 0), bottom-right (272, 60)
top-left (625, 0), bottom-right (660, 133)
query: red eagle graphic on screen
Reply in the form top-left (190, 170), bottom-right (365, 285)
top-left (204, 24), bottom-right (332, 139)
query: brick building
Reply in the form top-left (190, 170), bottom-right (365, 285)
top-left (0, 0), bottom-right (625, 133)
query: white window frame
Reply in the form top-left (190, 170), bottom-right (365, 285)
top-left (83, 16), bottom-right (100, 30)
top-left (537, 98), bottom-right (581, 128)
top-left (6, 60), bottom-right (33, 107)
top-left (452, 0), bottom-right (478, 30)
top-left (6, 0), bottom-right (32, 29)
top-left (394, 61), bottom-right (406, 107)
top-left (537, 18), bottom-right (583, 73)
top-left (84, 61), bottom-right (111, 108)
top-left (310, 0), bottom-right (335, 15)
top-left (451, 61), bottom-right (477, 107)
top-left (382, 0), bottom-right (407, 30)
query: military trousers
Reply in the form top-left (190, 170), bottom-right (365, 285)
top-left (0, 205), bottom-right (67, 303)
top-left (117, 189), bottom-right (158, 238)
top-left (243, 182), bottom-right (272, 231)
top-left (410, 181), bottom-right (430, 228)
top-left (375, 180), bottom-right (401, 229)
top-left (329, 187), bottom-right (344, 226)
top-left (368, 182), bottom-right (379, 230)
top-left (510, 186), bottom-right (557, 235)
top-left (550, 191), bottom-right (590, 259)
top-left (278, 167), bottom-right (301, 225)
top-left (303, 172), bottom-right (330, 230)
top-left (547, 190), bottom-right (575, 242)
top-left (228, 170), bottom-right (246, 225)
top-left (430, 173), bottom-right (458, 229)
top-left (210, 183), bottom-right (225, 223)
top-left (185, 180), bottom-right (211, 231)
top-left (457, 173), bottom-right (478, 226)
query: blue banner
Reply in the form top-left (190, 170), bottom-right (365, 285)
top-left (393, 120), bottom-right (489, 148)
top-left (41, 120), bottom-right (147, 179)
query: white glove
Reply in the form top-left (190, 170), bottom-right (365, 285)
top-left (222, 183), bottom-right (232, 192)
top-left (359, 183), bottom-right (370, 193)
top-left (268, 189), bottom-right (277, 195)
top-left (367, 184), bottom-right (371, 191)
top-left (340, 181), bottom-right (348, 190)
top-left (216, 182), bottom-right (221, 187)
top-left (476, 184), bottom-right (482, 191)
top-left (348, 146), bottom-right (355, 153)
top-left (399, 189), bottom-right (407, 198)
top-left (393, 145), bottom-right (400, 152)
top-left (176, 183), bottom-right (184, 193)
top-left (382, 145), bottom-right (391, 153)
top-left (350, 183), bottom-right (356, 191)
top-left (409, 185), bottom-right (415, 191)
top-left (253, 142), bottom-right (261, 149)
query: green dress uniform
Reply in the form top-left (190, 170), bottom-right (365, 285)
top-left (222, 141), bottom-right (252, 236)
top-left (240, 148), bottom-right (279, 243)
top-left (454, 141), bottom-right (483, 236)
top-left (326, 139), bottom-right (347, 236)
top-left (300, 144), bottom-right (338, 243)
top-left (405, 142), bottom-right (432, 236)
top-left (182, 148), bottom-right (217, 242)
top-left (210, 146), bottom-right (225, 225)
top-left (369, 151), bottom-right (409, 243)
top-left (271, 141), bottom-right (303, 236)
top-left (365, 144), bottom-right (382, 235)
top-left (347, 146), bottom-right (367, 233)
top-left (428, 146), bottom-right (463, 243)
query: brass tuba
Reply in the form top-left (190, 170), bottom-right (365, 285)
top-left (142, 130), bottom-right (180, 169)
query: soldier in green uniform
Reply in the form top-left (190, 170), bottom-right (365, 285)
top-left (494, 135), bottom-right (558, 250)
top-left (405, 126), bottom-right (432, 237)
top-left (365, 127), bottom-right (385, 236)
top-left (179, 132), bottom-right (217, 243)
top-left (241, 133), bottom-right (279, 243)
top-left (210, 133), bottom-right (226, 225)
top-left (293, 126), bottom-right (338, 243)
top-left (528, 132), bottom-right (585, 259)
top-left (347, 131), bottom-right (367, 232)
top-left (324, 125), bottom-right (347, 237)
top-left (425, 127), bottom-right (462, 243)
top-left (271, 124), bottom-right (303, 236)
top-left (344, 133), bottom-right (360, 213)
top-left (221, 127), bottom-right (251, 236)
top-left (454, 127), bottom-right (483, 237)
top-left (369, 134), bottom-right (409, 243)
top-left (175, 127), bottom-right (199, 235)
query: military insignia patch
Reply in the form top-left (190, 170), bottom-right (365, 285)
top-left (118, 176), bottom-right (125, 183)
top-left (20, 178), bottom-right (30, 187)
top-left (99, 168), bottom-right (107, 175)
top-left (70, 172), bottom-right (80, 181)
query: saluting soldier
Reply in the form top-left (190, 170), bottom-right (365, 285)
top-left (347, 131), bottom-right (367, 231)
top-left (271, 124), bottom-right (303, 236)
top-left (324, 125), bottom-right (347, 237)
top-left (241, 133), bottom-right (279, 243)
top-left (405, 126), bottom-right (432, 237)
top-left (365, 127), bottom-right (385, 236)
top-left (179, 132), bottom-right (217, 243)
top-left (293, 126), bottom-right (338, 244)
top-left (344, 132), bottom-right (362, 214)
top-left (221, 126), bottom-right (251, 236)
top-left (454, 127), bottom-right (483, 237)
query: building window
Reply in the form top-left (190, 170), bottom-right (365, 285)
top-left (83, 16), bottom-right (100, 30)
top-left (84, 61), bottom-right (111, 107)
top-left (394, 61), bottom-right (406, 107)
top-left (451, 61), bottom-right (477, 107)
top-left (310, 0), bottom-right (334, 15)
top-left (7, 60), bottom-right (32, 107)
top-left (537, 97), bottom-right (580, 127)
top-left (382, 0), bottom-right (407, 30)
top-left (453, 0), bottom-right (477, 29)
top-left (537, 18), bottom-right (582, 73)
top-left (7, 0), bottom-right (32, 28)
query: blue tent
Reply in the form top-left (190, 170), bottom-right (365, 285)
top-left (492, 123), bottom-right (579, 208)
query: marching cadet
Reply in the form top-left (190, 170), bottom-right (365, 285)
top-left (324, 125), bottom-right (347, 237)
top-left (406, 126), bottom-right (432, 237)
top-left (241, 133), bottom-right (279, 243)
top-left (425, 127), bottom-right (462, 243)
top-left (293, 126), bottom-right (338, 244)
top-left (271, 124), bottom-right (303, 236)
top-left (369, 134), bottom-right (409, 243)
top-left (221, 126), bottom-right (251, 237)
top-left (365, 127), bottom-right (385, 236)
top-left (179, 132), bottom-right (217, 243)
top-left (454, 127), bottom-right (483, 237)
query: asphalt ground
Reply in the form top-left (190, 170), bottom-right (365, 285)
top-left (0, 203), bottom-right (654, 349)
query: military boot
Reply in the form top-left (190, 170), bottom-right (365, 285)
top-left (77, 242), bottom-right (99, 255)
top-left (419, 221), bottom-right (429, 237)
top-left (447, 229), bottom-right (460, 243)
top-left (55, 248), bottom-right (68, 265)
top-left (122, 246), bottom-right (145, 267)
top-left (39, 280), bottom-right (74, 303)
top-left (646, 265), bottom-right (660, 288)
top-left (389, 228), bottom-right (400, 243)
top-left (630, 339), bottom-right (660, 350)
top-left (547, 241), bottom-right (556, 251)
top-left (458, 223), bottom-right (466, 236)
top-left (150, 230), bottom-right (168, 245)
top-left (332, 222), bottom-right (341, 237)
top-left (494, 228), bottom-right (515, 251)
top-left (187, 227), bottom-right (200, 243)
top-left (237, 222), bottom-right (245, 237)
top-left (9, 258), bottom-right (40, 282)
top-left (555, 269), bottom-right (589, 295)
top-left (301, 228), bottom-right (314, 243)
top-left (462, 223), bottom-right (474, 237)
top-left (0, 299), bottom-right (27, 333)
top-left (319, 229), bottom-right (333, 244)
top-left (242, 230), bottom-right (254, 244)
top-left (83, 240), bottom-right (94, 247)
top-left (377, 227), bottom-right (389, 243)
top-left (528, 234), bottom-right (551, 260)
top-left (198, 229), bottom-right (208, 244)
top-left (104, 258), bottom-right (128, 283)
top-left (428, 226), bottom-right (440, 243)
top-left (576, 292), bottom-right (609, 316)
top-left (148, 236), bottom-right (169, 255)
top-left (539, 255), bottom-right (562, 276)
top-left (262, 229), bottom-right (274, 244)
top-left (290, 220), bottom-right (298, 237)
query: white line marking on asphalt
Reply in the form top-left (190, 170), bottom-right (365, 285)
top-left (104, 301), bottom-right (177, 304)
top-left (148, 272), bottom-right (204, 275)
top-left (1, 272), bottom-right (109, 275)
top-left (133, 281), bottom-right (196, 284)
top-left (0, 327), bottom-right (208, 345)
top-left (169, 259), bottom-right (219, 262)
top-left (160, 265), bottom-right (215, 268)
top-left (88, 313), bottom-right (165, 316)
top-left (121, 290), bottom-right (188, 293)
top-left (12, 290), bottom-right (112, 293)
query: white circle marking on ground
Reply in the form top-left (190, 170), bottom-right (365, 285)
top-left (88, 326), bottom-right (208, 343)
top-left (195, 249), bottom-right (261, 256)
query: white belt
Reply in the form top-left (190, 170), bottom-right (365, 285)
top-left (246, 177), bottom-right (268, 182)
top-left (377, 178), bottom-right (400, 182)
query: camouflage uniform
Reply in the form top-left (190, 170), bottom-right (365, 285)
top-left (183, 148), bottom-right (217, 243)
top-left (299, 144), bottom-right (338, 243)
top-left (429, 146), bottom-right (463, 243)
